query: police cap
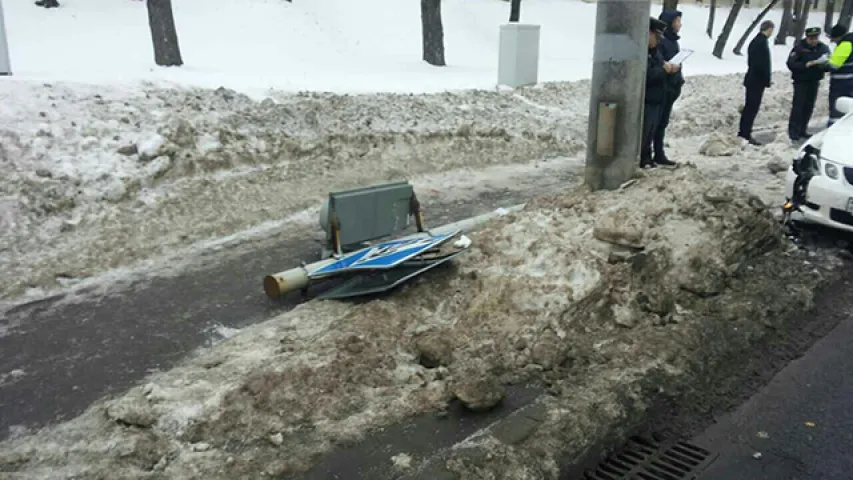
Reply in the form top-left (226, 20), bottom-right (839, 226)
top-left (805, 26), bottom-right (821, 37)
top-left (649, 17), bottom-right (666, 34)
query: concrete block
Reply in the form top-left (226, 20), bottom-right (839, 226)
top-left (497, 23), bottom-right (541, 88)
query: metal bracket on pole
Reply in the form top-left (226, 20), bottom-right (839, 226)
top-left (410, 192), bottom-right (426, 233)
top-left (596, 102), bottom-right (618, 158)
top-left (0, 0), bottom-right (12, 76)
top-left (328, 198), bottom-right (343, 258)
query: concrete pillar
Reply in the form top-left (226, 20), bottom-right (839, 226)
top-left (0, 0), bottom-right (10, 75)
top-left (584, 0), bottom-right (651, 191)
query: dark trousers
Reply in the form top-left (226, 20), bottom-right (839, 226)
top-left (788, 81), bottom-right (819, 139)
top-left (641, 103), bottom-right (662, 163)
top-left (738, 84), bottom-right (766, 138)
top-left (653, 89), bottom-right (680, 161)
top-left (828, 80), bottom-right (853, 126)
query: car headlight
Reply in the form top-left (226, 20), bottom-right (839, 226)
top-left (825, 161), bottom-right (839, 179)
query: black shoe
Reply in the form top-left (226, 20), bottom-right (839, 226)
top-left (640, 158), bottom-right (657, 169)
top-left (739, 134), bottom-right (762, 146)
top-left (654, 157), bottom-right (677, 167)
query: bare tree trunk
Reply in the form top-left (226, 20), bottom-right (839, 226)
top-left (794, 0), bottom-right (812, 38)
top-left (509, 0), bottom-right (521, 22)
top-left (146, 0), bottom-right (183, 67)
top-left (421, 0), bottom-right (445, 66)
top-left (776, 0), bottom-right (793, 44)
top-left (813, 0), bottom-right (819, 8)
top-left (713, 0), bottom-right (746, 58)
top-left (792, 0), bottom-right (803, 31)
top-left (733, 0), bottom-right (782, 55)
top-left (707, 0), bottom-right (718, 38)
top-left (826, 0), bottom-right (836, 33)
top-left (840, 0), bottom-right (853, 29)
top-left (664, 0), bottom-right (679, 10)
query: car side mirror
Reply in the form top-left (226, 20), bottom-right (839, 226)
top-left (836, 97), bottom-right (853, 115)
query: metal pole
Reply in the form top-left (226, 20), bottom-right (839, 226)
top-left (0, 0), bottom-right (11, 75)
top-left (584, 0), bottom-right (651, 190)
top-left (263, 204), bottom-right (526, 298)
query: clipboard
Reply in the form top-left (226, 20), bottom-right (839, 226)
top-left (668, 49), bottom-right (694, 66)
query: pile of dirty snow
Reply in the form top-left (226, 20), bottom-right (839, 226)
top-left (0, 166), bottom-right (834, 479)
top-left (0, 71), bottom-right (824, 302)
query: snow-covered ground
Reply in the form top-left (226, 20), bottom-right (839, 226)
top-left (4, 0), bottom-right (799, 94)
top-left (0, 0), bottom-right (845, 477)
top-left (0, 71), bottom-right (823, 303)
top-left (2, 0), bottom-right (826, 304)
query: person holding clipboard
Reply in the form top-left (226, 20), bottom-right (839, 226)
top-left (654, 9), bottom-right (688, 167)
top-left (785, 26), bottom-right (830, 142)
top-left (641, 17), bottom-right (678, 169)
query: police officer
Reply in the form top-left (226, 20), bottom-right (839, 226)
top-left (786, 27), bottom-right (830, 142)
top-left (827, 24), bottom-right (853, 127)
top-left (654, 9), bottom-right (684, 166)
top-left (641, 17), bottom-right (677, 168)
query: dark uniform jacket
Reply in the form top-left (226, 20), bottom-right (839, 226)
top-left (745, 33), bottom-right (772, 88)
top-left (786, 39), bottom-right (831, 83)
top-left (645, 47), bottom-right (668, 105)
top-left (658, 10), bottom-right (685, 92)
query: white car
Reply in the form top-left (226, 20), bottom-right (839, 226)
top-left (784, 96), bottom-right (853, 233)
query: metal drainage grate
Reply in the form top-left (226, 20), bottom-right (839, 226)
top-left (584, 436), bottom-right (717, 480)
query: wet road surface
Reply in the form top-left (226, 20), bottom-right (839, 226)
top-left (694, 271), bottom-right (853, 479)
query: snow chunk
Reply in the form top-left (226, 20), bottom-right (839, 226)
top-left (699, 131), bottom-right (743, 157)
top-left (197, 133), bottom-right (223, 154)
top-left (137, 134), bottom-right (167, 160)
top-left (391, 453), bottom-right (413, 470)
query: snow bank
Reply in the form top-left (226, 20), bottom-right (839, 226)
top-left (0, 70), bottom-right (828, 302)
top-left (0, 166), bottom-right (835, 479)
top-left (0, 70), bottom-right (827, 301)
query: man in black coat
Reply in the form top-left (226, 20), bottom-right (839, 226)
top-left (654, 9), bottom-right (684, 166)
top-left (738, 20), bottom-right (775, 146)
top-left (786, 27), bottom-right (831, 141)
top-left (642, 17), bottom-right (676, 169)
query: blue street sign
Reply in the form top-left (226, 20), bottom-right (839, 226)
top-left (308, 231), bottom-right (460, 278)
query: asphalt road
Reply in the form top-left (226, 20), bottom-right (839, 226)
top-left (693, 272), bottom-right (853, 480)
top-left (0, 177), bottom-right (574, 441)
top-left (570, 223), bottom-right (853, 480)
